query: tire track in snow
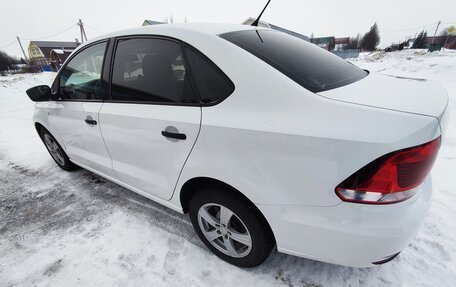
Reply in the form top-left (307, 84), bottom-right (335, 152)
top-left (0, 155), bottom-right (201, 250)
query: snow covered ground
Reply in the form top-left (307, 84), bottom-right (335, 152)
top-left (1, 50), bottom-right (456, 286)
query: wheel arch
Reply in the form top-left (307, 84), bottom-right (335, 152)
top-left (179, 176), bottom-right (276, 242)
top-left (34, 120), bottom-right (66, 151)
top-left (35, 122), bottom-right (46, 136)
top-left (180, 177), bottom-right (236, 213)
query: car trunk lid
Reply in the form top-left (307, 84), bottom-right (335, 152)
top-left (318, 72), bottom-right (449, 121)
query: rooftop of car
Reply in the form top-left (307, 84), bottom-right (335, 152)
top-left (89, 23), bottom-right (268, 42)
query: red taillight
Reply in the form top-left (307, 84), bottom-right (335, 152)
top-left (336, 137), bottom-right (441, 204)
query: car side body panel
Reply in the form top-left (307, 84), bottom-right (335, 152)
top-left (50, 101), bottom-right (113, 176)
top-left (33, 103), bottom-right (63, 147)
top-left (98, 103), bottom-right (201, 200)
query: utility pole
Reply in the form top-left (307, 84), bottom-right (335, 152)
top-left (77, 19), bottom-right (88, 43)
top-left (16, 36), bottom-right (28, 63)
top-left (443, 34), bottom-right (450, 49)
top-left (443, 28), bottom-right (452, 49)
top-left (431, 21), bottom-right (441, 44)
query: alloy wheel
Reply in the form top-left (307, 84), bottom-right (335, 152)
top-left (43, 134), bottom-right (65, 166)
top-left (197, 203), bottom-right (252, 258)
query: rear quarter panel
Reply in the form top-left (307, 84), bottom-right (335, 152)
top-left (170, 35), bottom-right (441, 207)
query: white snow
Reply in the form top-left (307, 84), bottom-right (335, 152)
top-left (1, 50), bottom-right (456, 286)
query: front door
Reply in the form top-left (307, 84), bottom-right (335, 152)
top-left (99, 37), bottom-right (201, 200)
top-left (50, 41), bottom-right (112, 175)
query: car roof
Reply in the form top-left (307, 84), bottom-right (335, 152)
top-left (89, 23), bottom-right (266, 43)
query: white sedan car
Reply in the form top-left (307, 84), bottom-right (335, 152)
top-left (26, 23), bottom-right (449, 268)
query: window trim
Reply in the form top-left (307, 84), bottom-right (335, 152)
top-left (53, 39), bottom-right (110, 103)
top-left (52, 34), bottom-right (236, 106)
top-left (106, 35), bottom-right (200, 107)
top-left (104, 34), bottom-right (235, 107)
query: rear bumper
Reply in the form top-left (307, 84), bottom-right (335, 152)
top-left (257, 177), bottom-right (433, 267)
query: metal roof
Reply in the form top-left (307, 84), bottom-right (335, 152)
top-left (242, 17), bottom-right (309, 42)
top-left (30, 41), bottom-right (79, 49)
top-left (143, 20), bottom-right (165, 26)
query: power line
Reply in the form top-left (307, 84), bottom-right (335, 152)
top-left (21, 24), bottom-right (78, 41)
top-left (0, 39), bottom-right (17, 49)
top-left (84, 24), bottom-right (105, 34)
top-left (380, 22), bottom-right (438, 32)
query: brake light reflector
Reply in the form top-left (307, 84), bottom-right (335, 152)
top-left (336, 137), bottom-right (441, 204)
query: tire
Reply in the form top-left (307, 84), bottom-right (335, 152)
top-left (39, 128), bottom-right (77, 171)
top-left (189, 184), bottom-right (275, 267)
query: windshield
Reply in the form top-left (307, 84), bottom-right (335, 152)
top-left (220, 30), bottom-right (367, 93)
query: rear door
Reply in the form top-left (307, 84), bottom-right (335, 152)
top-left (99, 37), bottom-right (201, 200)
top-left (50, 41), bottom-right (113, 175)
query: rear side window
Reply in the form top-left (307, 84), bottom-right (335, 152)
top-left (184, 46), bottom-right (234, 104)
top-left (220, 30), bottom-right (367, 93)
top-left (111, 38), bottom-right (197, 104)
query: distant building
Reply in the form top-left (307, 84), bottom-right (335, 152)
top-left (242, 17), bottom-right (310, 42)
top-left (28, 41), bottom-right (79, 71)
top-left (311, 37), bottom-right (351, 51)
top-left (142, 20), bottom-right (165, 26)
top-left (311, 37), bottom-right (359, 58)
top-left (424, 36), bottom-right (452, 45)
top-left (311, 37), bottom-right (335, 51)
top-left (425, 36), bottom-right (456, 49)
top-left (334, 37), bottom-right (350, 50)
top-left (407, 36), bottom-right (456, 50)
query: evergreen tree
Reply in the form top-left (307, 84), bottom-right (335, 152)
top-left (412, 30), bottom-right (428, 49)
top-left (359, 23), bottom-right (380, 51)
top-left (0, 51), bottom-right (19, 72)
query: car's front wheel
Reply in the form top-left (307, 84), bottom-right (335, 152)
top-left (39, 129), bottom-right (77, 171)
top-left (189, 185), bottom-right (275, 267)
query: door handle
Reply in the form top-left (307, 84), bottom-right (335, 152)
top-left (85, 116), bottom-right (97, 126)
top-left (161, 131), bottom-right (186, 140)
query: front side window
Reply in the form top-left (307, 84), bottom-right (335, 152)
top-left (59, 42), bottom-right (107, 100)
top-left (220, 30), bottom-right (367, 93)
top-left (111, 38), bottom-right (196, 104)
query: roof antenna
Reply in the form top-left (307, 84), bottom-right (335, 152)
top-left (251, 0), bottom-right (272, 27)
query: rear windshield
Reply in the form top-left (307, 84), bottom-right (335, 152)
top-left (220, 30), bottom-right (367, 93)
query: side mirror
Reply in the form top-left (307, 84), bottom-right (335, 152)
top-left (26, 85), bottom-right (53, 102)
